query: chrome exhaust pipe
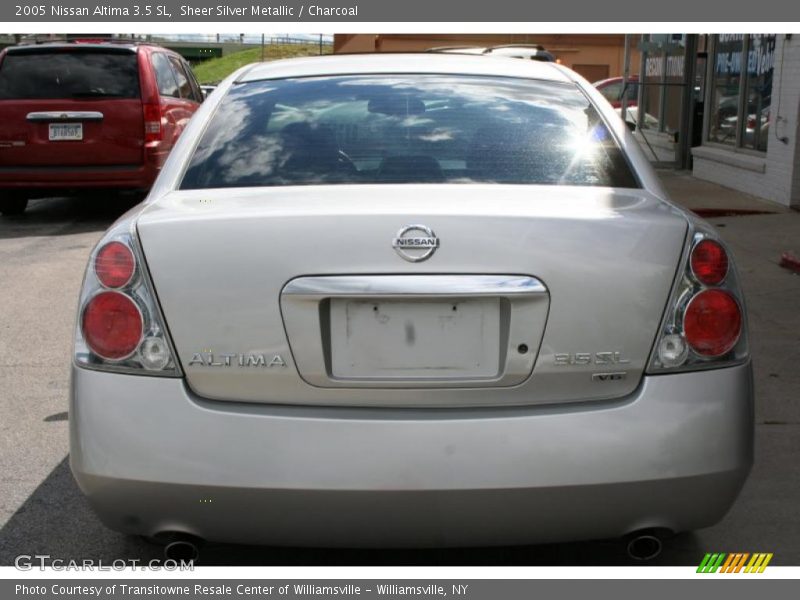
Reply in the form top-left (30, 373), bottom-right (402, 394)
top-left (163, 536), bottom-right (201, 562)
top-left (626, 533), bottom-right (663, 562)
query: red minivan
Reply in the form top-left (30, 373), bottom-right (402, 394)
top-left (0, 40), bottom-right (202, 215)
top-left (593, 75), bottom-right (639, 109)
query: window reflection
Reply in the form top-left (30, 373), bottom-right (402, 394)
top-left (707, 34), bottom-right (775, 152)
top-left (743, 34), bottom-right (775, 152)
top-left (182, 75), bottom-right (638, 190)
top-left (708, 35), bottom-right (744, 145)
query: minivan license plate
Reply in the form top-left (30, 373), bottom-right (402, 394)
top-left (48, 123), bottom-right (83, 141)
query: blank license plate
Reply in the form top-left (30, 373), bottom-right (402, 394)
top-left (48, 123), bottom-right (83, 141)
top-left (330, 298), bottom-right (501, 380)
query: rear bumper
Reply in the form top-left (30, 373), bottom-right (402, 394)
top-left (69, 362), bottom-right (754, 547)
top-left (0, 157), bottom-right (162, 194)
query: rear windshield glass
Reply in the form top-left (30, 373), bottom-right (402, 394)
top-left (181, 75), bottom-right (639, 189)
top-left (0, 50), bottom-right (139, 99)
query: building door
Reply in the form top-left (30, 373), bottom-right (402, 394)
top-left (635, 34), bottom-right (698, 169)
top-left (691, 50), bottom-right (708, 150)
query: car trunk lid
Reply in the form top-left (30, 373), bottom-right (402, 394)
top-left (136, 185), bottom-right (688, 408)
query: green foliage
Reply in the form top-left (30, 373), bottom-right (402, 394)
top-left (192, 44), bottom-right (331, 84)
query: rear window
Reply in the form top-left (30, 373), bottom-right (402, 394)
top-left (599, 80), bottom-right (639, 103)
top-left (0, 50), bottom-right (139, 100)
top-left (181, 75), bottom-right (639, 190)
top-left (151, 52), bottom-right (179, 98)
top-left (599, 82), bottom-right (623, 102)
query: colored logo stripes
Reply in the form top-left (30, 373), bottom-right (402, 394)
top-left (697, 553), bottom-right (773, 573)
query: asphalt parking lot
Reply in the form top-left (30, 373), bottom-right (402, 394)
top-left (1, 185), bottom-right (799, 566)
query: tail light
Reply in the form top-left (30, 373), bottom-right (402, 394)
top-left (74, 222), bottom-right (180, 376)
top-left (82, 291), bottom-right (143, 360)
top-left (143, 102), bottom-right (163, 143)
top-left (684, 289), bottom-right (742, 357)
top-left (648, 229), bottom-right (748, 373)
top-left (690, 239), bottom-right (728, 285)
top-left (94, 241), bottom-right (136, 288)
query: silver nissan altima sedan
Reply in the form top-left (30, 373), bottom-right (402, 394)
top-left (70, 53), bottom-right (752, 557)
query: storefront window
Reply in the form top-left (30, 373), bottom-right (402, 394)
top-left (640, 55), bottom-right (661, 130)
top-left (638, 35), bottom-right (686, 133)
top-left (708, 34), bottom-right (744, 145)
top-left (662, 42), bottom-right (686, 134)
top-left (707, 34), bottom-right (775, 152)
top-left (743, 34), bottom-right (775, 152)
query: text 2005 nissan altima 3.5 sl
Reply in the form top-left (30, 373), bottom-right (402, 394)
top-left (69, 54), bottom-right (752, 558)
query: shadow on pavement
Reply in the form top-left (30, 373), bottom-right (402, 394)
top-left (0, 195), bottom-right (141, 240)
top-left (0, 457), bottom-right (706, 567)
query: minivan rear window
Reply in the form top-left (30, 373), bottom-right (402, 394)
top-left (181, 75), bottom-right (639, 190)
top-left (0, 50), bottom-right (139, 99)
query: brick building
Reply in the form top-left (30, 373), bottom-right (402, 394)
top-left (333, 34), bottom-right (640, 82)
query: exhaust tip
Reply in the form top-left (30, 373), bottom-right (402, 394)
top-left (162, 537), bottom-right (201, 562)
top-left (626, 533), bottom-right (663, 562)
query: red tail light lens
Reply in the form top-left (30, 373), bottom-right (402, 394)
top-left (684, 289), bottom-right (741, 357)
top-left (94, 241), bottom-right (135, 289)
top-left (143, 102), bottom-right (162, 143)
top-left (81, 291), bottom-right (143, 360)
top-left (76, 227), bottom-right (180, 376)
top-left (691, 239), bottom-right (729, 285)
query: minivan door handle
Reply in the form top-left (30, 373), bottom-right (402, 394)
top-left (26, 111), bottom-right (104, 122)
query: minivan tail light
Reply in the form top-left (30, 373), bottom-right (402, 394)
top-left (648, 230), bottom-right (748, 373)
top-left (143, 102), bottom-right (162, 143)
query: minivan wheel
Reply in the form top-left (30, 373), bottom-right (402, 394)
top-left (1, 195), bottom-right (28, 216)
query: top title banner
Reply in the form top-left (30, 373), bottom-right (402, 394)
top-left (5, 0), bottom-right (800, 22)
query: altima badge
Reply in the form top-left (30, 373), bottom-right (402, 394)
top-left (188, 353), bottom-right (287, 368)
top-left (392, 224), bottom-right (439, 262)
